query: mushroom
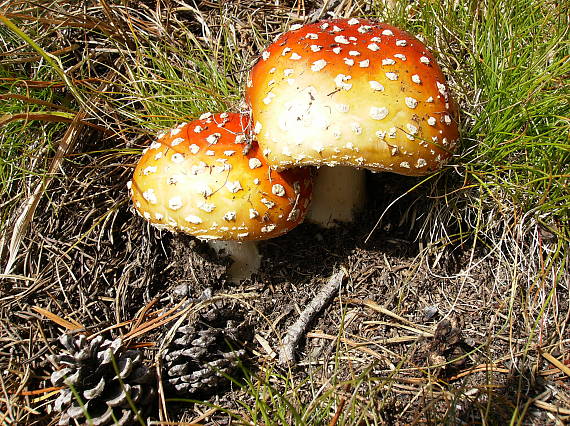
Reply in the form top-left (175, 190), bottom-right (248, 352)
top-left (129, 112), bottom-right (313, 282)
top-left (246, 18), bottom-right (460, 227)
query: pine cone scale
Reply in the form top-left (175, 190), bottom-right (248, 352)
top-left (49, 335), bottom-right (156, 425)
top-left (162, 303), bottom-right (250, 397)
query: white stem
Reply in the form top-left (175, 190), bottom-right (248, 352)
top-left (207, 240), bottom-right (261, 283)
top-left (305, 166), bottom-right (366, 228)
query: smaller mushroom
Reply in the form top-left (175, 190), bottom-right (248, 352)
top-left (129, 113), bottom-right (313, 282)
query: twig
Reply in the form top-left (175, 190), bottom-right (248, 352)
top-left (329, 383), bottom-right (351, 426)
top-left (18, 386), bottom-right (64, 396)
top-left (31, 306), bottom-right (84, 331)
top-left (307, 331), bottom-right (395, 360)
top-left (532, 400), bottom-right (570, 416)
top-left (279, 269), bottom-right (346, 365)
top-left (447, 364), bottom-right (510, 381)
top-left (344, 298), bottom-right (434, 335)
top-left (123, 298), bottom-right (189, 341)
top-left (131, 297), bottom-right (159, 332)
top-left (2, 111), bottom-right (85, 275)
top-left (540, 351), bottom-right (570, 377)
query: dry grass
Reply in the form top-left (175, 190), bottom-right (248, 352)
top-left (1, 0), bottom-right (569, 425)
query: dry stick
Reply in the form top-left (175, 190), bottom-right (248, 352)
top-left (31, 306), bottom-right (84, 331)
top-left (279, 269), bottom-right (347, 365)
top-left (540, 351), bottom-right (570, 377)
top-left (328, 383), bottom-right (351, 426)
top-left (2, 111), bottom-right (86, 275)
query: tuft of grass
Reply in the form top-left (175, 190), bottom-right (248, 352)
top-left (0, 66), bottom-right (70, 235)
top-left (60, 2), bottom-right (261, 136)
top-left (411, 0), bottom-right (569, 242)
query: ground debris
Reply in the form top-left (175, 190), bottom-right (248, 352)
top-left (422, 316), bottom-right (470, 377)
top-left (279, 269), bottom-right (346, 365)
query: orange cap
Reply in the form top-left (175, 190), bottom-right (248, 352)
top-left (129, 113), bottom-right (313, 240)
top-left (246, 18), bottom-right (460, 175)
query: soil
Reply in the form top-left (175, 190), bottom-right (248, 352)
top-left (2, 130), bottom-right (565, 424)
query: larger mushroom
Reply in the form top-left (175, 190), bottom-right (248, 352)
top-left (129, 112), bottom-right (313, 281)
top-left (246, 18), bottom-right (460, 226)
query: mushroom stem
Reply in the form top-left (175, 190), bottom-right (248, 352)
top-left (305, 166), bottom-right (366, 228)
top-left (208, 240), bottom-right (262, 283)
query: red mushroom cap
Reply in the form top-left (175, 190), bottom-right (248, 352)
top-left (246, 18), bottom-right (460, 176)
top-left (129, 113), bottom-right (313, 241)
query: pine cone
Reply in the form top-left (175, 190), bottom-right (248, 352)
top-left (49, 334), bottom-right (155, 426)
top-left (163, 303), bottom-right (249, 396)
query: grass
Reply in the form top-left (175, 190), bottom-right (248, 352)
top-left (0, 68), bottom-right (69, 234)
top-left (0, 0), bottom-right (568, 424)
top-left (407, 0), bottom-right (569, 241)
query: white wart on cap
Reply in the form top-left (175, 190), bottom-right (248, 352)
top-left (129, 113), bottom-right (313, 241)
top-left (246, 18), bottom-right (460, 176)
